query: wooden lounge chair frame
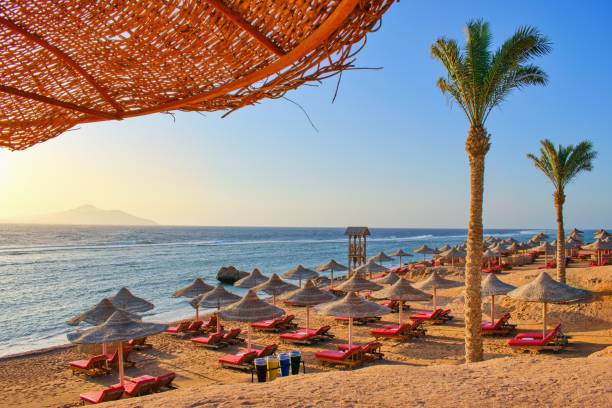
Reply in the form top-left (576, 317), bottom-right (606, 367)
top-left (510, 327), bottom-right (569, 353)
top-left (70, 354), bottom-right (110, 377)
top-left (316, 348), bottom-right (363, 369)
top-left (481, 314), bottom-right (517, 336)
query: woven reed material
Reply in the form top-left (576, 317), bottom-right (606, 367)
top-left (109, 287), bottom-right (154, 313)
top-left (507, 272), bottom-right (591, 304)
top-left (252, 273), bottom-right (297, 296)
top-left (480, 274), bottom-right (516, 297)
top-left (374, 271), bottom-right (400, 285)
top-left (316, 259), bottom-right (348, 272)
top-left (218, 290), bottom-right (284, 322)
top-left (190, 284), bottom-right (241, 309)
top-left (174, 278), bottom-right (214, 298)
top-left (234, 268), bottom-right (269, 288)
top-left (334, 272), bottom-right (382, 292)
top-left (67, 298), bottom-right (141, 326)
top-left (0, 0), bottom-right (395, 150)
top-left (282, 264), bottom-right (319, 281)
top-left (315, 291), bottom-right (391, 318)
top-left (372, 277), bottom-right (431, 301)
top-left (413, 271), bottom-right (463, 291)
top-left (68, 310), bottom-right (168, 344)
top-left (368, 251), bottom-right (393, 263)
top-left (282, 279), bottom-right (336, 306)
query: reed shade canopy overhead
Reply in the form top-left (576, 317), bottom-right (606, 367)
top-left (282, 265), bottom-right (319, 287)
top-left (437, 247), bottom-right (466, 266)
top-left (375, 271), bottom-right (400, 285)
top-left (282, 280), bottom-right (336, 330)
top-left (413, 271), bottom-right (463, 309)
top-left (68, 310), bottom-right (168, 385)
top-left (334, 271), bottom-right (383, 293)
top-left (316, 291), bottom-right (391, 348)
top-left (368, 251), bottom-right (394, 263)
top-left (191, 284), bottom-right (241, 332)
top-left (173, 278), bottom-right (214, 298)
top-left (315, 259), bottom-right (348, 289)
top-left (67, 298), bottom-right (141, 326)
top-left (218, 289), bottom-right (285, 349)
top-left (234, 268), bottom-right (268, 288)
top-left (0, 0), bottom-right (395, 151)
top-left (594, 230), bottom-right (610, 239)
top-left (353, 259), bottom-right (388, 278)
top-left (480, 274), bottom-right (516, 324)
top-left (108, 287), bottom-right (154, 314)
top-left (414, 245), bottom-right (438, 260)
top-left (252, 273), bottom-right (297, 305)
top-left (438, 244), bottom-right (451, 252)
top-left (390, 249), bottom-right (412, 266)
top-left (570, 228), bottom-right (584, 234)
top-left (507, 272), bottom-right (590, 337)
top-left (372, 277), bottom-right (431, 324)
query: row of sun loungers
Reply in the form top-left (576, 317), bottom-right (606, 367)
top-left (191, 328), bottom-right (245, 349)
top-left (164, 316), bottom-right (219, 336)
top-left (69, 346), bottom-right (136, 377)
top-left (79, 372), bottom-right (176, 405)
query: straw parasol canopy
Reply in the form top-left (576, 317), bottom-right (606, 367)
top-left (282, 280), bottom-right (336, 330)
top-left (335, 272), bottom-right (383, 293)
top-left (315, 259), bottom-right (348, 289)
top-left (374, 271), bottom-right (400, 285)
top-left (414, 245), bottom-right (438, 260)
top-left (68, 310), bottom-right (168, 385)
top-left (218, 290), bottom-right (285, 349)
top-left (109, 287), bottom-right (154, 314)
top-left (369, 251), bottom-right (394, 264)
top-left (234, 268), bottom-right (268, 288)
top-left (0, 1), bottom-right (395, 151)
top-left (438, 244), bottom-right (452, 252)
top-left (569, 228), bottom-right (584, 236)
top-left (594, 230), bottom-right (611, 240)
top-left (481, 274), bottom-right (516, 324)
top-left (507, 242), bottom-right (521, 253)
top-left (252, 273), bottom-right (297, 305)
top-left (316, 291), bottom-right (391, 348)
top-left (282, 265), bottom-right (319, 287)
top-left (191, 284), bottom-right (241, 332)
top-left (390, 249), bottom-right (412, 266)
top-left (438, 247), bottom-right (466, 266)
top-left (373, 278), bottom-right (431, 324)
top-left (482, 249), bottom-right (498, 258)
top-left (353, 259), bottom-right (388, 278)
top-left (67, 298), bottom-right (141, 326)
top-left (173, 278), bottom-right (214, 298)
top-left (507, 272), bottom-right (591, 336)
top-left (414, 271), bottom-right (463, 309)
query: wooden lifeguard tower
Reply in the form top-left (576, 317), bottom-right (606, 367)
top-left (344, 227), bottom-right (370, 275)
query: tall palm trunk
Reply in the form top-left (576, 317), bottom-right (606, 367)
top-left (464, 126), bottom-right (489, 363)
top-left (554, 191), bottom-right (566, 283)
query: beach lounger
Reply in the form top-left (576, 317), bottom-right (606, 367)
top-left (379, 300), bottom-right (410, 313)
top-left (222, 328), bottom-right (245, 345)
top-left (409, 308), bottom-right (450, 324)
top-left (508, 324), bottom-right (568, 352)
top-left (202, 315), bottom-right (219, 332)
top-left (128, 337), bottom-right (152, 350)
top-left (185, 320), bottom-right (204, 333)
top-left (371, 320), bottom-right (426, 341)
top-left (251, 344), bottom-right (278, 358)
top-left (105, 346), bottom-right (135, 369)
top-left (334, 316), bottom-right (379, 325)
top-left (315, 345), bottom-right (363, 369)
top-left (337, 341), bottom-right (383, 361)
top-left (69, 354), bottom-right (109, 376)
top-left (79, 384), bottom-right (124, 405)
top-left (191, 332), bottom-right (226, 349)
top-left (121, 375), bottom-right (157, 397)
top-left (218, 350), bottom-right (258, 370)
top-left (481, 313), bottom-right (516, 336)
top-left (152, 372), bottom-right (177, 392)
top-left (280, 325), bottom-right (333, 344)
top-left (163, 321), bottom-right (191, 335)
top-left (278, 314), bottom-right (298, 330)
top-left (251, 316), bottom-right (286, 332)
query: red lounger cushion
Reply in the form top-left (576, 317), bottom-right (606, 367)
top-left (219, 351), bottom-right (257, 365)
top-left (315, 346), bottom-right (361, 361)
top-left (280, 331), bottom-right (312, 340)
top-left (251, 318), bottom-right (281, 328)
top-left (192, 333), bottom-right (222, 344)
top-left (79, 385), bottom-right (124, 404)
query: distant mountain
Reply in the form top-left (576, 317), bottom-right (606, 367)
top-left (28, 205), bottom-right (158, 226)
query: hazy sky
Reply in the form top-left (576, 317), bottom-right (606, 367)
top-left (1, 1), bottom-right (611, 228)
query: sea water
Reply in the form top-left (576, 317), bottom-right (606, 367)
top-left (0, 224), bottom-right (564, 357)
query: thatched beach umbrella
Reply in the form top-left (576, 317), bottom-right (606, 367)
top-left (282, 265), bottom-right (319, 287)
top-left (414, 245), bottom-right (438, 261)
top-left (414, 271), bottom-right (463, 309)
top-left (67, 298), bottom-right (141, 326)
top-left (569, 228), bottom-right (584, 235)
top-left (335, 272), bottom-right (383, 293)
top-left (390, 249), bottom-right (412, 266)
top-left (218, 290), bottom-right (284, 349)
top-left (581, 239), bottom-right (612, 265)
top-left (282, 280), bottom-right (336, 331)
top-left (369, 251), bottom-right (394, 265)
top-left (173, 278), bottom-right (214, 321)
top-left (438, 247), bottom-right (466, 267)
top-left (507, 272), bottom-right (590, 337)
top-left (191, 284), bottom-right (241, 333)
top-left (316, 292), bottom-right (391, 349)
top-left (481, 274), bottom-right (516, 324)
top-left (482, 249), bottom-right (498, 268)
top-left (594, 229), bottom-right (610, 240)
top-left (438, 244), bottom-right (452, 252)
top-left (353, 259), bottom-right (388, 278)
top-left (109, 288), bottom-right (154, 314)
top-left (316, 260), bottom-right (348, 289)
top-left (534, 241), bottom-right (555, 263)
top-left (373, 278), bottom-right (431, 324)
top-left (252, 273), bottom-right (298, 305)
top-left (234, 268), bottom-right (269, 289)
top-left (374, 271), bottom-right (400, 285)
top-left (507, 242), bottom-right (521, 253)
top-left (68, 310), bottom-right (167, 385)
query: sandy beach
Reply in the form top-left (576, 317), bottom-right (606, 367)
top-left (1, 262), bottom-right (610, 408)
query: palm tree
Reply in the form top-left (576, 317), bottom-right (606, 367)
top-left (431, 20), bottom-right (550, 362)
top-left (527, 140), bottom-right (596, 283)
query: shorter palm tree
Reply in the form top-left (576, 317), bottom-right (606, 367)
top-left (527, 140), bottom-right (597, 283)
